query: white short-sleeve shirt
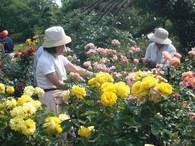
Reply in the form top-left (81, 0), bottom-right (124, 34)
top-left (144, 42), bottom-right (176, 64)
top-left (36, 50), bottom-right (70, 89)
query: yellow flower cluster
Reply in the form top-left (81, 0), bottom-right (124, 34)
top-left (6, 86), bottom-right (15, 94)
top-left (88, 72), bottom-right (114, 88)
top-left (134, 70), bottom-right (153, 81)
top-left (23, 86), bottom-right (44, 97)
top-left (78, 126), bottom-right (94, 137)
top-left (43, 116), bottom-right (63, 134)
top-left (10, 118), bottom-right (36, 136)
top-left (8, 95), bottom-right (42, 136)
top-left (131, 74), bottom-right (173, 103)
top-left (71, 85), bottom-right (86, 99)
top-left (100, 81), bottom-right (130, 106)
top-left (0, 83), bottom-right (5, 94)
top-left (115, 82), bottom-right (130, 98)
top-left (88, 72), bottom-right (130, 106)
top-left (25, 38), bottom-right (36, 46)
top-left (0, 84), bottom-right (45, 136)
top-left (0, 83), bottom-right (15, 94)
top-left (101, 92), bottom-right (117, 106)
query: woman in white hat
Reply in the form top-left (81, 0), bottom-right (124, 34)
top-left (143, 27), bottom-right (176, 68)
top-left (34, 26), bottom-right (93, 114)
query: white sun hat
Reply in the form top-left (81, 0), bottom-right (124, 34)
top-left (42, 26), bottom-right (71, 48)
top-left (147, 28), bottom-right (172, 45)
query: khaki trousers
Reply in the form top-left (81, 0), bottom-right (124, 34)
top-left (39, 90), bottom-right (69, 115)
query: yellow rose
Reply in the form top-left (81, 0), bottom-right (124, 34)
top-left (23, 86), bottom-right (35, 96)
top-left (141, 76), bottom-right (158, 90)
top-left (10, 106), bottom-right (27, 118)
top-left (115, 82), bottom-right (130, 98)
top-left (22, 119), bottom-right (36, 136)
top-left (6, 86), bottom-right (15, 94)
top-left (88, 77), bottom-right (100, 88)
top-left (34, 87), bottom-right (44, 97)
top-left (101, 82), bottom-right (116, 93)
top-left (71, 85), bottom-right (86, 99)
top-left (43, 116), bottom-right (62, 134)
top-left (5, 98), bottom-right (17, 109)
top-left (100, 92), bottom-right (117, 106)
top-left (156, 82), bottom-right (173, 96)
top-left (95, 72), bottom-right (114, 85)
top-left (9, 117), bottom-right (25, 131)
top-left (78, 126), bottom-right (94, 137)
top-left (17, 95), bottom-right (33, 105)
top-left (131, 81), bottom-right (148, 98)
top-left (0, 83), bottom-right (5, 94)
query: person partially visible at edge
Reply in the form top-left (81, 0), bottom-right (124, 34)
top-left (0, 27), bottom-right (14, 53)
top-left (143, 27), bottom-right (176, 68)
top-left (34, 26), bottom-right (94, 115)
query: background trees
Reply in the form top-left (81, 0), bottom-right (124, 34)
top-left (0, 0), bottom-right (195, 54)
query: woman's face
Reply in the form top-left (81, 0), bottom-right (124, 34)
top-left (155, 43), bottom-right (164, 49)
top-left (56, 45), bottom-right (67, 55)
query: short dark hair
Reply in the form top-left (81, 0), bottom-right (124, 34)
top-left (43, 47), bottom-right (57, 54)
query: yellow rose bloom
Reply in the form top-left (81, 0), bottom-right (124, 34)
top-left (23, 86), bottom-right (35, 96)
top-left (31, 100), bottom-right (42, 110)
top-left (17, 95), bottom-right (33, 105)
top-left (131, 81), bottom-right (148, 98)
top-left (22, 119), bottom-right (36, 136)
top-left (101, 82), bottom-right (116, 93)
top-left (95, 72), bottom-right (114, 85)
top-left (34, 87), bottom-right (45, 97)
top-left (100, 92), bottom-right (117, 106)
top-left (145, 144), bottom-right (154, 146)
top-left (78, 126), bottom-right (94, 137)
top-left (6, 86), bottom-right (15, 94)
top-left (156, 82), bottom-right (173, 96)
top-left (88, 77), bottom-right (101, 88)
top-left (115, 82), bottom-right (130, 98)
top-left (22, 102), bottom-right (37, 117)
top-left (56, 124), bottom-right (63, 134)
top-left (141, 76), bottom-right (158, 90)
top-left (71, 85), bottom-right (86, 99)
top-left (43, 117), bottom-right (62, 134)
top-left (0, 83), bottom-right (5, 94)
top-left (10, 106), bottom-right (27, 118)
top-left (9, 117), bottom-right (25, 131)
top-left (5, 98), bottom-right (17, 109)
top-left (25, 38), bottom-right (33, 45)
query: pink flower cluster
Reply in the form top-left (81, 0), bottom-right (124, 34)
top-left (162, 51), bottom-right (182, 67)
top-left (111, 39), bottom-right (121, 46)
top-left (85, 43), bottom-right (97, 50)
top-left (86, 47), bottom-right (116, 55)
top-left (129, 47), bottom-right (141, 53)
top-left (188, 47), bottom-right (195, 59)
top-left (93, 63), bottom-right (116, 73)
top-left (179, 71), bottom-right (195, 89)
top-left (118, 54), bottom-right (128, 64)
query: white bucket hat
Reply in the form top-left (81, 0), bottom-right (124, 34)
top-left (42, 26), bottom-right (71, 48)
top-left (147, 28), bottom-right (172, 45)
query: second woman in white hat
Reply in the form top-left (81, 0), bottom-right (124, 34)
top-left (143, 27), bottom-right (176, 68)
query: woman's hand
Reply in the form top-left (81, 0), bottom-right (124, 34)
top-left (69, 72), bottom-right (85, 81)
